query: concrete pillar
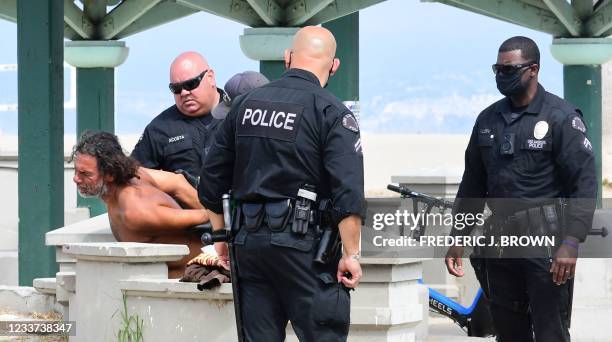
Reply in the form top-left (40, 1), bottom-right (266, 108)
top-left (64, 40), bottom-right (129, 216)
top-left (323, 12), bottom-right (359, 108)
top-left (240, 27), bottom-right (298, 81)
top-left (239, 18), bottom-right (361, 116)
top-left (62, 242), bottom-right (188, 342)
top-left (17, 0), bottom-right (64, 286)
top-left (551, 38), bottom-right (612, 206)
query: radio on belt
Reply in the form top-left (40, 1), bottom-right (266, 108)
top-left (292, 184), bottom-right (317, 235)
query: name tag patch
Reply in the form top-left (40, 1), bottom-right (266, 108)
top-left (522, 139), bottom-right (551, 151)
top-left (237, 100), bottom-right (304, 142)
top-left (527, 139), bottom-right (546, 150)
top-left (168, 135), bottom-right (185, 143)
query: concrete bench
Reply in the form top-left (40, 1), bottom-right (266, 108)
top-left (32, 241), bottom-right (429, 341)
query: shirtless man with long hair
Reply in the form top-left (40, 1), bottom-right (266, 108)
top-left (71, 130), bottom-right (208, 278)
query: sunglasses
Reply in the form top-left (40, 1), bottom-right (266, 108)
top-left (491, 62), bottom-right (536, 75)
top-left (169, 70), bottom-right (208, 94)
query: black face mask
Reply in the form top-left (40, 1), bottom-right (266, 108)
top-left (495, 68), bottom-right (529, 97)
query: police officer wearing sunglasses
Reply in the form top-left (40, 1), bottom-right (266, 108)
top-left (132, 52), bottom-right (224, 183)
top-left (200, 26), bottom-right (363, 341)
top-left (445, 36), bottom-right (596, 341)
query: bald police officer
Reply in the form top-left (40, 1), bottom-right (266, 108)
top-left (200, 26), bottom-right (364, 341)
top-left (132, 52), bottom-right (223, 178)
top-left (445, 36), bottom-right (596, 341)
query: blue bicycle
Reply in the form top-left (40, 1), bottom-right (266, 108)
top-left (422, 279), bottom-right (495, 337)
top-left (387, 184), bottom-right (496, 337)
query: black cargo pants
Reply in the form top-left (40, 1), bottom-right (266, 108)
top-left (233, 222), bottom-right (350, 342)
top-left (485, 258), bottom-right (571, 342)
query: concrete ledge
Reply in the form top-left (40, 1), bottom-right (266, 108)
top-left (63, 242), bottom-right (189, 262)
top-left (46, 213), bottom-right (114, 246)
top-left (57, 272), bottom-right (76, 293)
top-left (120, 279), bottom-right (233, 301)
top-left (391, 176), bottom-right (462, 185)
top-left (0, 286), bottom-right (57, 313)
top-left (125, 291), bottom-right (237, 341)
top-left (361, 258), bottom-right (425, 283)
top-left (32, 278), bottom-right (56, 295)
top-left (362, 257), bottom-right (430, 265)
top-left (351, 305), bottom-right (423, 326)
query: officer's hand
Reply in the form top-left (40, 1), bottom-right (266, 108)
top-left (445, 246), bottom-right (465, 277)
top-left (337, 255), bottom-right (362, 289)
top-left (215, 242), bottom-right (230, 271)
top-left (550, 240), bottom-right (578, 285)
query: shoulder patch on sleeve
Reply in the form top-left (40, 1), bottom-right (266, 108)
top-left (583, 137), bottom-right (592, 151)
top-left (571, 116), bottom-right (586, 133)
top-left (342, 114), bottom-right (359, 133)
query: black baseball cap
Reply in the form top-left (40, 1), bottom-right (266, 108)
top-left (211, 71), bottom-right (270, 119)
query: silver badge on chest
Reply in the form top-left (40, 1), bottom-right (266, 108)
top-left (533, 121), bottom-right (549, 140)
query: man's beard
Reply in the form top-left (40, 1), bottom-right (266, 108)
top-left (78, 179), bottom-right (108, 198)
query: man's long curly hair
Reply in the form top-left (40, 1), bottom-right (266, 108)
top-left (71, 130), bottom-right (139, 187)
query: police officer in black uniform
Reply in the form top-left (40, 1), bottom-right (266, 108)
top-left (132, 51), bottom-right (223, 179)
top-left (199, 26), bottom-right (364, 342)
top-left (445, 36), bottom-right (596, 341)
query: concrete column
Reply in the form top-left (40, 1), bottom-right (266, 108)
top-left (64, 40), bottom-right (129, 216)
top-left (17, 0), bottom-right (64, 286)
top-left (62, 242), bottom-right (188, 342)
top-left (239, 27), bottom-right (299, 81)
top-left (551, 38), bottom-right (612, 206)
top-left (240, 19), bottom-right (361, 116)
top-left (323, 12), bottom-right (359, 105)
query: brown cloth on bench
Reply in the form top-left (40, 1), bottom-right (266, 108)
top-left (180, 252), bottom-right (231, 290)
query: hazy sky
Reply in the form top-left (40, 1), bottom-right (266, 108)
top-left (0, 0), bottom-right (563, 135)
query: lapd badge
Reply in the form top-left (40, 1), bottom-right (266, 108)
top-left (342, 114), bottom-right (359, 133)
top-left (572, 116), bottom-right (586, 133)
top-left (533, 121), bottom-right (549, 139)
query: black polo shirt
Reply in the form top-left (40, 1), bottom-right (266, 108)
top-left (131, 91), bottom-right (223, 175)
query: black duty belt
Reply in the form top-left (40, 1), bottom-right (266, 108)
top-left (488, 203), bottom-right (562, 237)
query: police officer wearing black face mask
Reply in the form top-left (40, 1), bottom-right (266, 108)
top-left (445, 36), bottom-right (596, 341)
top-left (131, 52), bottom-right (224, 183)
top-left (199, 26), bottom-right (364, 342)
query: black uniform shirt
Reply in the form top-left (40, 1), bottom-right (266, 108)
top-left (454, 84), bottom-right (596, 241)
top-left (199, 69), bottom-right (364, 220)
top-left (131, 90), bottom-right (223, 175)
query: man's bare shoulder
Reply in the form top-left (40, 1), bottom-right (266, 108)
top-left (116, 171), bottom-right (182, 210)
top-left (136, 167), bottom-right (157, 186)
top-left (116, 176), bottom-right (160, 204)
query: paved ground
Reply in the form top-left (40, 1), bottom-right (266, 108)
top-left (427, 316), bottom-right (496, 342)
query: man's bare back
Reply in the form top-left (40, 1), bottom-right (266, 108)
top-left (103, 168), bottom-right (206, 278)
